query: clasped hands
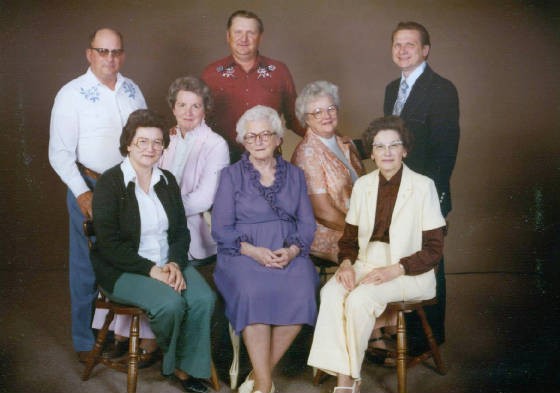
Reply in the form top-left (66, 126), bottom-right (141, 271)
top-left (241, 242), bottom-right (300, 269)
top-left (336, 259), bottom-right (403, 291)
top-left (150, 262), bottom-right (186, 292)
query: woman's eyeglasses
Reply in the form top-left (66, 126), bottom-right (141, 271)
top-left (305, 105), bottom-right (338, 120)
top-left (134, 138), bottom-right (164, 151)
top-left (372, 141), bottom-right (404, 153)
top-left (243, 131), bottom-right (276, 144)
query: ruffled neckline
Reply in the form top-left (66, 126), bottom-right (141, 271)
top-left (241, 152), bottom-right (293, 222)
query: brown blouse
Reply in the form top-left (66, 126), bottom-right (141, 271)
top-left (338, 166), bottom-right (444, 275)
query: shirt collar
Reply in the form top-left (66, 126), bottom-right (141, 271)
top-left (85, 67), bottom-right (124, 89)
top-left (121, 156), bottom-right (168, 187)
top-left (401, 61), bottom-right (427, 89)
top-left (378, 165), bottom-right (403, 186)
top-left (226, 54), bottom-right (267, 72)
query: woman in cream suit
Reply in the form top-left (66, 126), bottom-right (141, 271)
top-left (307, 116), bottom-right (446, 393)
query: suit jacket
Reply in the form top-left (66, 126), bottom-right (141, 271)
top-left (384, 64), bottom-right (460, 216)
top-left (346, 164), bottom-right (446, 275)
top-left (160, 124), bottom-right (229, 260)
top-left (90, 164), bottom-right (190, 292)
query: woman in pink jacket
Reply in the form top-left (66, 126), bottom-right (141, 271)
top-left (160, 76), bottom-right (230, 263)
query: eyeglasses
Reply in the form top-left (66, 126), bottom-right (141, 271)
top-left (372, 141), bottom-right (404, 153)
top-left (90, 47), bottom-right (125, 57)
top-left (243, 131), bottom-right (276, 144)
top-left (134, 138), bottom-right (164, 151)
top-left (305, 105), bottom-right (338, 120)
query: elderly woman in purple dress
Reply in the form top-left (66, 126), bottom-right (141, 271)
top-left (212, 105), bottom-right (319, 393)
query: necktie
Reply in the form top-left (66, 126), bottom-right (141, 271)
top-left (392, 79), bottom-right (409, 116)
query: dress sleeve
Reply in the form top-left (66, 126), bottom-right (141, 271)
top-left (283, 168), bottom-right (317, 256)
top-left (211, 168), bottom-right (250, 256)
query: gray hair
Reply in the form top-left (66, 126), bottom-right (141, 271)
top-left (235, 105), bottom-right (285, 143)
top-left (295, 80), bottom-right (341, 127)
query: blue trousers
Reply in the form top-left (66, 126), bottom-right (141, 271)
top-left (67, 184), bottom-right (97, 352)
top-left (105, 265), bottom-right (216, 378)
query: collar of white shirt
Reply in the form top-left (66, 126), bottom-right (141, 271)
top-left (121, 156), bottom-right (168, 188)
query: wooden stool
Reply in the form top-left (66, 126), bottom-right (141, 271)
top-left (387, 298), bottom-right (447, 393)
top-left (313, 298), bottom-right (446, 393)
top-left (81, 293), bottom-right (145, 393)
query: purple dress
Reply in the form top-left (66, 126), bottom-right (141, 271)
top-left (212, 154), bottom-right (319, 334)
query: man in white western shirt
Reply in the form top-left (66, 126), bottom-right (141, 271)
top-left (49, 28), bottom-right (146, 362)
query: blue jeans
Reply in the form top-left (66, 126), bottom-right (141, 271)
top-left (67, 179), bottom-right (97, 352)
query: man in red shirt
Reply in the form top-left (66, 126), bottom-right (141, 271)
top-left (202, 10), bottom-right (304, 162)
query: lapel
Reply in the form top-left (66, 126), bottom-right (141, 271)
top-left (401, 65), bottom-right (434, 118)
top-left (365, 172), bottom-right (380, 235)
top-left (391, 165), bottom-right (413, 222)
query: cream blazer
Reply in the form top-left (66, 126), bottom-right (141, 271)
top-left (346, 164), bottom-right (446, 270)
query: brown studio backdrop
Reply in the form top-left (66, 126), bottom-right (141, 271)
top-left (1, 1), bottom-right (559, 284)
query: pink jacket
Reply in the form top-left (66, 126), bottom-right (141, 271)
top-left (160, 122), bottom-right (229, 259)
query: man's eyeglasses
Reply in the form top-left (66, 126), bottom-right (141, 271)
top-left (90, 47), bottom-right (125, 58)
top-left (372, 141), bottom-right (404, 153)
top-left (134, 138), bottom-right (164, 151)
top-left (243, 131), bottom-right (276, 144)
top-left (305, 105), bottom-right (338, 120)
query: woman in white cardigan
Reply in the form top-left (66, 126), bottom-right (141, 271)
top-left (307, 116), bottom-right (446, 393)
top-left (160, 75), bottom-right (230, 262)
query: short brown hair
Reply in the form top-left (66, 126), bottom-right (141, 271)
top-left (227, 10), bottom-right (264, 33)
top-left (362, 116), bottom-right (413, 156)
top-left (392, 21), bottom-right (430, 47)
top-left (119, 109), bottom-right (169, 156)
top-left (167, 76), bottom-right (213, 114)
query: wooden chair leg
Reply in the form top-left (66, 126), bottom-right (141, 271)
top-left (313, 368), bottom-right (327, 386)
top-left (229, 323), bottom-right (240, 390)
top-left (82, 309), bottom-right (115, 380)
top-left (396, 310), bottom-right (407, 393)
top-left (210, 360), bottom-right (220, 391)
top-left (127, 314), bottom-right (140, 393)
top-left (416, 306), bottom-right (447, 375)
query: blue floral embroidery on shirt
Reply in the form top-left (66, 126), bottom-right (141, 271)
top-left (122, 81), bottom-right (137, 99)
top-left (80, 86), bottom-right (100, 102)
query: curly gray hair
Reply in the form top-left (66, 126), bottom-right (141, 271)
top-left (236, 105), bottom-right (285, 144)
top-left (295, 80), bottom-right (340, 127)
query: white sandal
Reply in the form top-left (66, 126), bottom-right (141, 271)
top-left (333, 378), bottom-right (361, 393)
top-left (238, 370), bottom-right (276, 393)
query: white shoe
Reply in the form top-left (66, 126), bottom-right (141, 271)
top-left (238, 370), bottom-right (276, 393)
top-left (333, 378), bottom-right (361, 393)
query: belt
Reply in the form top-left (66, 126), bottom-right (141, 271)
top-left (77, 162), bottom-right (101, 180)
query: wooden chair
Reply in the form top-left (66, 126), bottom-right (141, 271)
top-left (313, 298), bottom-right (447, 393)
top-left (81, 220), bottom-right (220, 393)
top-left (310, 254), bottom-right (338, 286)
